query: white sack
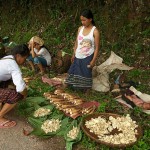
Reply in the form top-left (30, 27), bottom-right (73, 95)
top-left (92, 51), bottom-right (133, 92)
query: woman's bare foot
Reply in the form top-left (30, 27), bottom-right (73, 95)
top-left (0, 118), bottom-right (16, 128)
top-left (0, 117), bottom-right (9, 123)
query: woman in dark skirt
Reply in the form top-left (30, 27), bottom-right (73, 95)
top-left (0, 44), bottom-right (30, 128)
top-left (66, 54), bottom-right (94, 89)
top-left (65, 9), bottom-right (100, 90)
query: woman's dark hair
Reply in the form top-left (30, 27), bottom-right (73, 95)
top-left (80, 9), bottom-right (95, 25)
top-left (11, 44), bottom-right (30, 57)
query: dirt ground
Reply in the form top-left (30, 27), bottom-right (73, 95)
top-left (0, 109), bottom-right (66, 150)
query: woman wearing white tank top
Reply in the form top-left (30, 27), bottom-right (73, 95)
top-left (65, 9), bottom-right (100, 91)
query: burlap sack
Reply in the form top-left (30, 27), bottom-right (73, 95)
top-left (92, 51), bottom-right (133, 92)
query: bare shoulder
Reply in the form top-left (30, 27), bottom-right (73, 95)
top-left (78, 26), bottom-right (83, 32)
top-left (94, 27), bottom-right (100, 35)
top-left (93, 27), bottom-right (100, 40)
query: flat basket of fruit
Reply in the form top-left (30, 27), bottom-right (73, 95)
top-left (81, 113), bottom-right (143, 148)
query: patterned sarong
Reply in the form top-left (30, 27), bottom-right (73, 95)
top-left (0, 88), bottom-right (23, 104)
top-left (0, 80), bottom-right (23, 104)
top-left (65, 54), bottom-right (93, 89)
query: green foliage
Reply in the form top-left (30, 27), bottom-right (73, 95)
top-left (0, 0), bottom-right (148, 57)
top-left (97, 101), bottom-right (107, 112)
top-left (64, 120), bottom-right (82, 150)
top-left (141, 28), bottom-right (150, 37)
top-left (27, 78), bottom-right (54, 97)
top-left (17, 96), bottom-right (49, 116)
top-left (81, 134), bottom-right (98, 150)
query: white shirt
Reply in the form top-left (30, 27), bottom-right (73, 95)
top-left (76, 26), bottom-right (96, 59)
top-left (0, 55), bottom-right (26, 93)
top-left (34, 47), bottom-right (51, 66)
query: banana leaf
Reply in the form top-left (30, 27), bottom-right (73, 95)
top-left (28, 114), bottom-right (69, 138)
top-left (17, 102), bottom-right (35, 116)
top-left (64, 120), bottom-right (82, 150)
top-left (23, 107), bottom-right (35, 115)
top-left (17, 97), bottom-right (51, 116)
top-left (28, 117), bottom-right (45, 128)
top-left (56, 117), bottom-right (69, 136)
top-left (18, 96), bottom-right (47, 111)
top-left (47, 114), bottom-right (63, 120)
top-left (42, 105), bottom-right (54, 110)
top-left (25, 97), bottom-right (46, 104)
top-left (28, 117), bottom-right (49, 138)
top-left (32, 104), bottom-right (54, 118)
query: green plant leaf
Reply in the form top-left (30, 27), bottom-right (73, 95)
top-left (64, 120), bottom-right (82, 150)
top-left (57, 117), bottom-right (69, 136)
top-left (25, 97), bottom-right (46, 104)
top-left (28, 117), bottom-right (45, 128)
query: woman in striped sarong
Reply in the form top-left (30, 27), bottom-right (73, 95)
top-left (0, 44), bottom-right (30, 128)
top-left (65, 9), bottom-right (100, 91)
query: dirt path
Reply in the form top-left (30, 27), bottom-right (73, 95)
top-left (0, 110), bottom-right (66, 150)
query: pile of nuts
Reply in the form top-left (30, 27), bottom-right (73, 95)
top-left (67, 126), bottom-right (79, 139)
top-left (34, 108), bottom-right (51, 117)
top-left (41, 119), bottom-right (61, 134)
top-left (85, 114), bottom-right (138, 145)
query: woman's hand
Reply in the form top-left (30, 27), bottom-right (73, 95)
top-left (71, 55), bottom-right (75, 63)
top-left (89, 60), bottom-right (95, 68)
top-left (31, 42), bottom-right (35, 50)
top-left (28, 41), bottom-right (35, 49)
top-left (20, 88), bottom-right (27, 99)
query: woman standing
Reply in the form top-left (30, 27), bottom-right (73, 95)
top-left (0, 44), bottom-right (30, 128)
top-left (65, 9), bottom-right (100, 91)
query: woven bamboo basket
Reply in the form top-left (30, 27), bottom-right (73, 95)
top-left (81, 113), bottom-right (143, 148)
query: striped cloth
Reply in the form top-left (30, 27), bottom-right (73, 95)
top-left (0, 88), bottom-right (23, 104)
top-left (65, 54), bottom-right (93, 89)
top-left (0, 80), bottom-right (23, 104)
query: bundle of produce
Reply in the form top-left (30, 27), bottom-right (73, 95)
top-left (81, 105), bottom-right (96, 115)
top-left (28, 114), bottom-right (69, 138)
top-left (41, 118), bottom-right (61, 134)
top-left (44, 90), bottom-right (99, 119)
top-left (54, 89), bottom-right (85, 105)
top-left (33, 105), bottom-right (54, 118)
top-left (51, 100), bottom-right (82, 118)
top-left (64, 120), bottom-right (82, 150)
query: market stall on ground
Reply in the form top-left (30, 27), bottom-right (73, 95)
top-left (18, 51), bottom-right (150, 150)
top-left (17, 89), bottom-right (144, 150)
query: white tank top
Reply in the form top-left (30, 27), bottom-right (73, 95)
top-left (75, 26), bottom-right (96, 59)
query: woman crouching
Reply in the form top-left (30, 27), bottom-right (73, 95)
top-left (27, 36), bottom-right (51, 75)
top-left (0, 44), bottom-right (30, 128)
